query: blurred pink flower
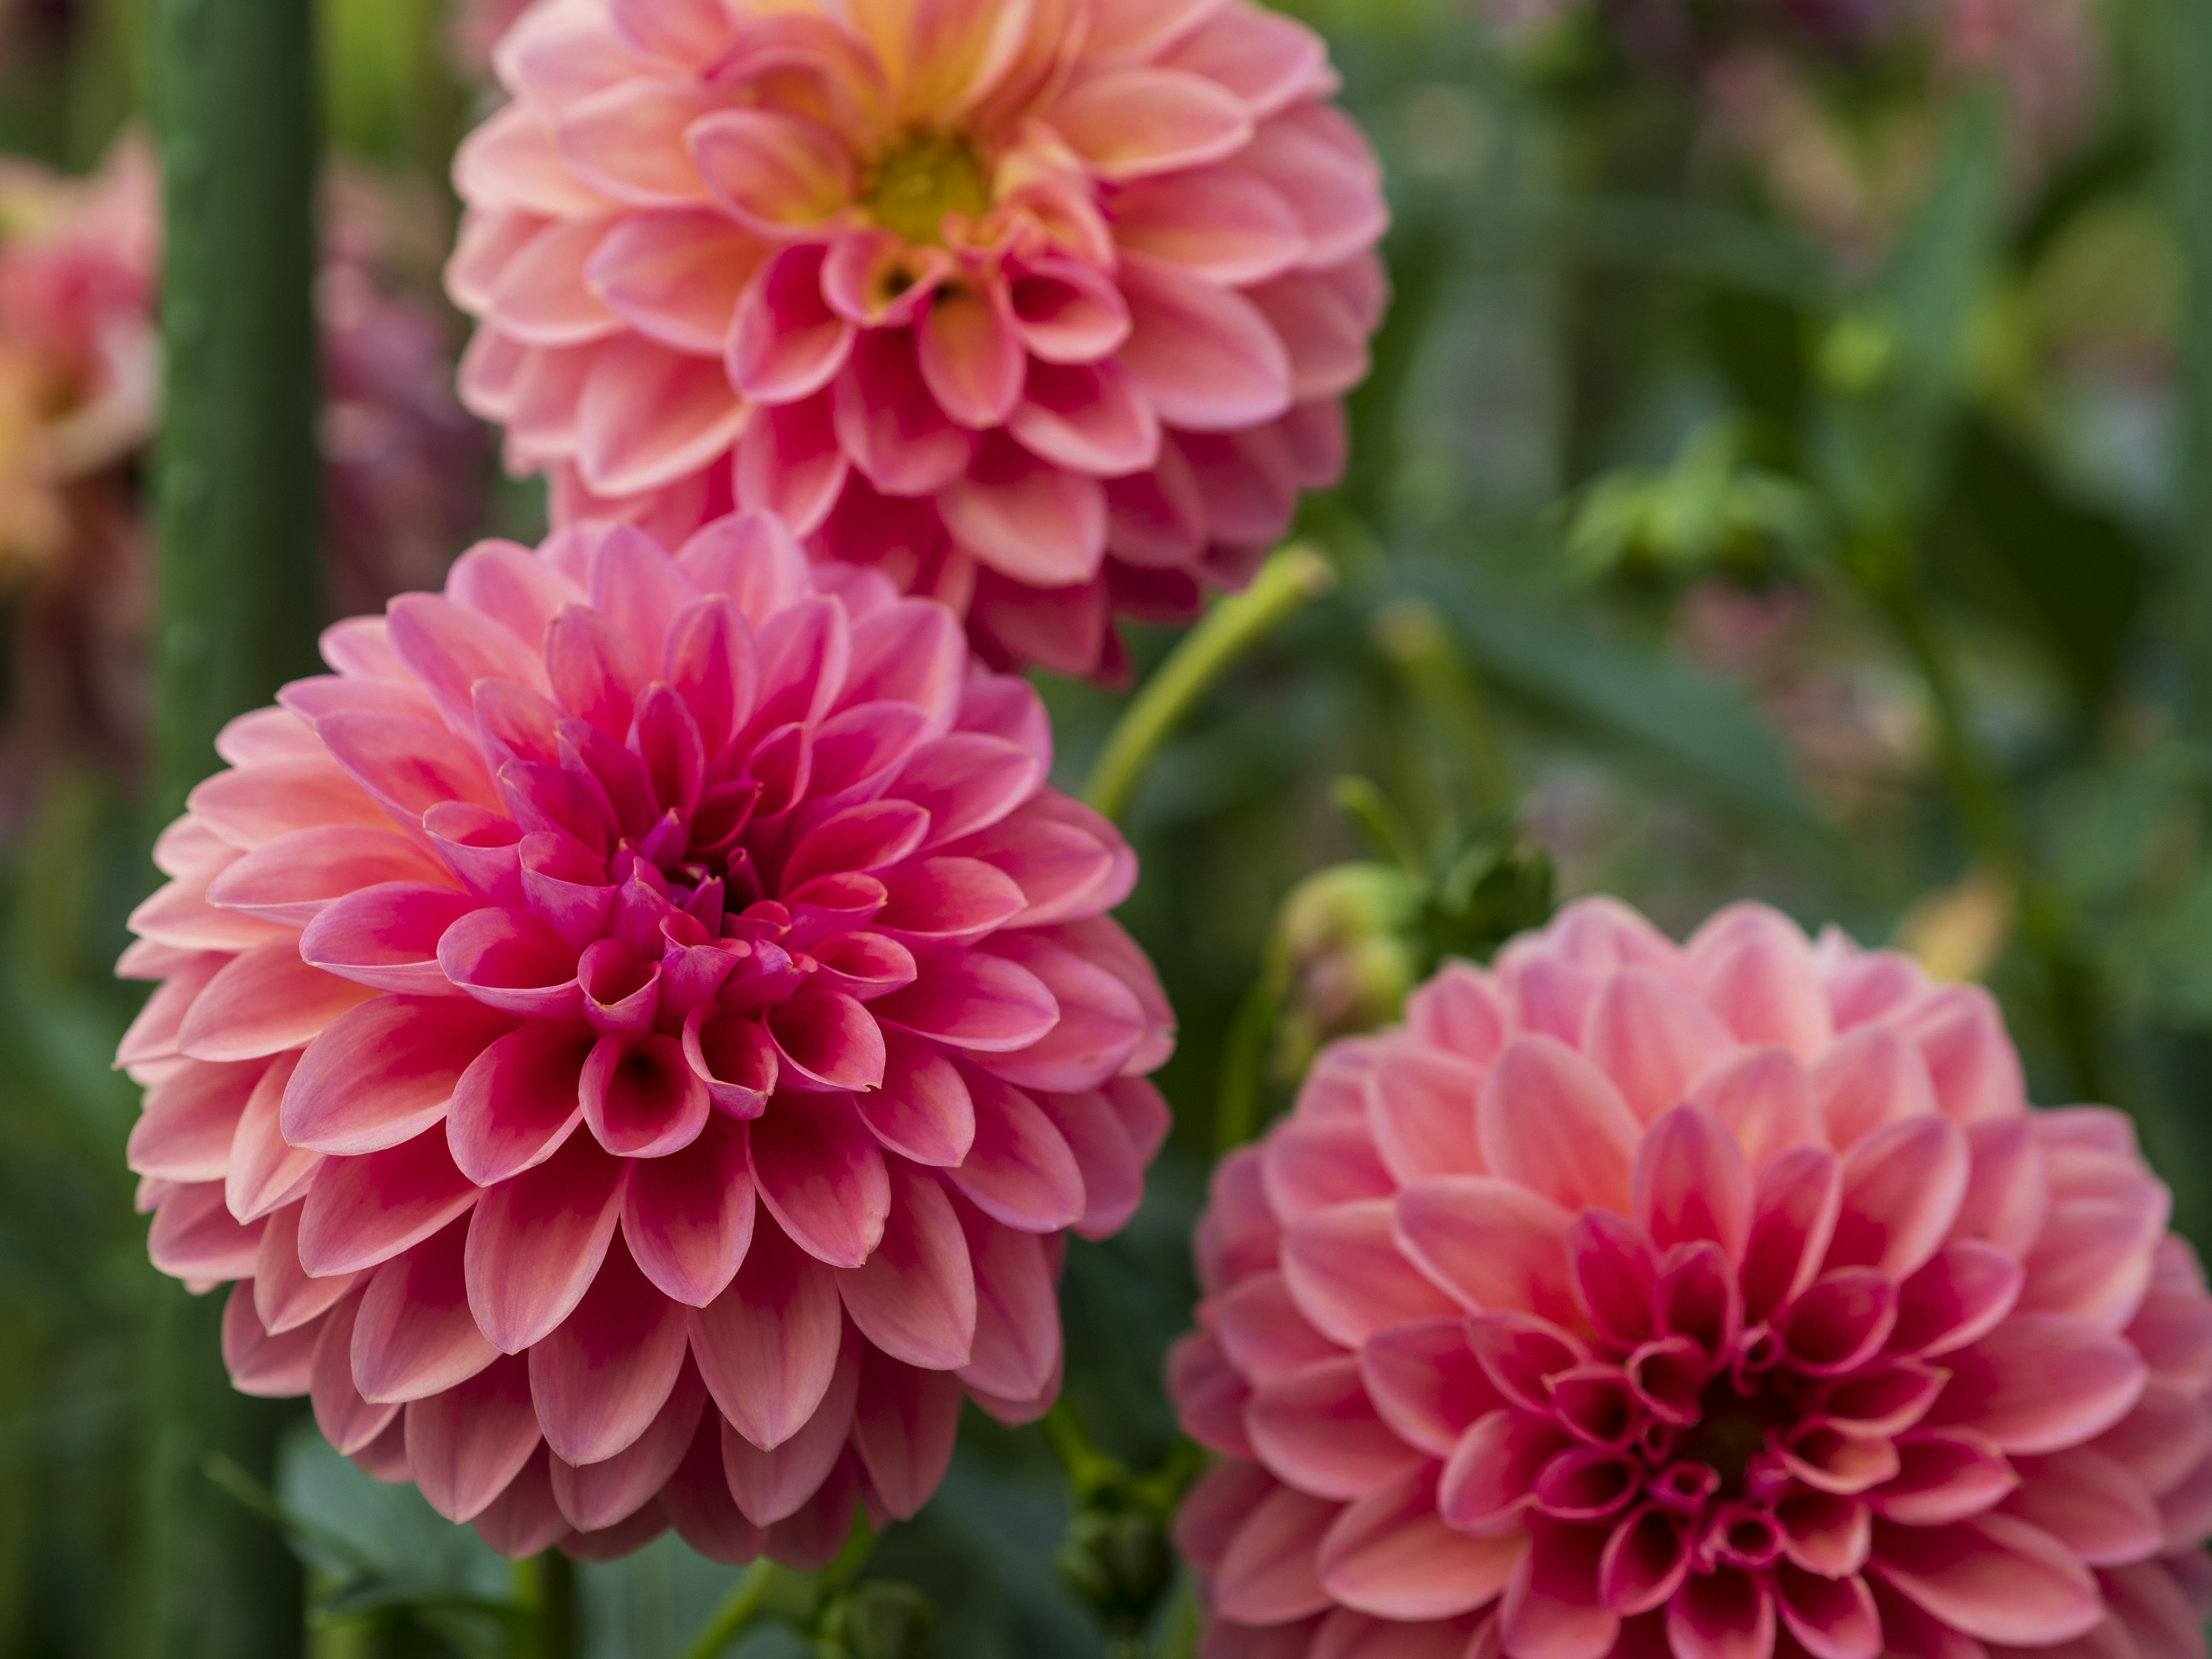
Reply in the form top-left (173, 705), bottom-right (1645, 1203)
top-left (1171, 896), bottom-right (2212, 1658)
top-left (119, 515), bottom-right (1173, 1563)
top-left (448, 0), bottom-right (1388, 678)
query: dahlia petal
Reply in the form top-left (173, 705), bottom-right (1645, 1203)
top-left (874, 947), bottom-right (1056, 1053)
top-left (1928, 1313), bottom-right (2147, 1455)
top-left (1112, 165), bottom-right (1304, 284)
top-left (690, 1219), bottom-right (844, 1449)
top-left (177, 938), bottom-right (377, 1063)
top-left (1893, 1240), bottom-right (2025, 1358)
top-left (131, 861), bottom-right (295, 953)
top-left (311, 1289), bottom-right (401, 1455)
top-left (955, 1200), bottom-right (1059, 1400)
top-left (623, 1113), bottom-right (756, 1307)
top-left (857, 1029), bottom-right (974, 1166)
top-left (1323, 1463), bottom-right (1529, 1621)
top-left (1010, 359), bottom-right (1161, 477)
top-left (1635, 1104), bottom-right (1754, 1263)
top-left (722, 1336), bottom-right (859, 1525)
top-left (1241, 107), bottom-right (1388, 268)
top-left (1953, 1112), bottom-right (2052, 1260)
top-left (831, 328), bottom-right (974, 497)
top-left (764, 1446), bottom-right (868, 1570)
top-left (207, 825), bottom-right (453, 927)
top-left (300, 882), bottom-right (481, 997)
top-left (1872, 1431), bottom-right (2020, 1527)
top-left (1826, 1113), bottom-right (1970, 1282)
top-left (406, 1353), bottom-right (542, 1522)
top-left (1740, 1144), bottom-right (1842, 1325)
top-left (900, 730), bottom-right (1046, 850)
top-left (1206, 1271), bottom-right (1342, 1387)
top-left (608, 0), bottom-right (733, 65)
top-left (488, 216), bottom-right (623, 349)
top-left (253, 1202), bottom-right (356, 1334)
top-left (1438, 1410), bottom-right (1570, 1533)
top-left (1158, 1), bottom-right (1332, 119)
top-left (464, 1130), bottom-right (629, 1351)
top-left (747, 1088), bottom-right (888, 1267)
top-left (1780, 1269), bottom-right (1896, 1377)
top-left (2022, 1196), bottom-right (2167, 1331)
top-left (1262, 1114), bottom-right (1394, 1224)
top-left (574, 336), bottom-right (749, 498)
top-left (1565, 1210), bottom-right (1660, 1350)
top-left (554, 77), bottom-right (718, 206)
top-left (897, 0), bottom-right (1038, 117)
top-left (582, 1033), bottom-right (712, 1158)
top-left (974, 930), bottom-right (1143, 1089)
top-left (129, 1058), bottom-right (263, 1184)
top-left (1248, 1355), bottom-right (1420, 1502)
top-left (228, 1054), bottom-right (323, 1223)
top-left (531, 1236), bottom-right (688, 1465)
top-left (1356, 1325), bottom-right (1501, 1483)
top-left (1477, 1035), bottom-right (1641, 1214)
top-left (456, 103), bottom-right (614, 218)
top-left (1283, 1200), bottom-right (1462, 1348)
top-left (474, 1447), bottom-right (572, 1562)
top-left (317, 710), bottom-right (503, 823)
top-left (2093, 1378), bottom-right (2211, 1495)
top-left (1248, 272), bottom-right (1369, 401)
top-left (562, 1501), bottom-right (671, 1559)
top-left (297, 1126), bottom-right (480, 1279)
top-left (2003, 1447), bottom-right (2162, 1566)
top-left (1050, 66), bottom-right (1251, 180)
top-left (941, 433), bottom-right (1109, 588)
top-left (1690, 906), bottom-right (1835, 1060)
top-left (1366, 1047), bottom-right (1486, 1187)
top-left (736, 392), bottom-right (850, 537)
top-left (1869, 1514), bottom-right (2101, 1645)
top-left (1116, 254), bottom-right (1290, 430)
top-left (945, 1067), bottom-right (1085, 1232)
top-left (1214, 1484), bottom-right (1340, 1625)
top-left (911, 282), bottom-right (1022, 431)
top-left (850, 1349), bottom-right (963, 1520)
top-left (222, 1283), bottom-right (321, 1397)
top-left (283, 994), bottom-right (514, 1156)
top-left (1687, 1047), bottom-right (1821, 1177)
top-left (1173, 1328), bottom-right (1256, 1458)
top-left (343, 1221), bottom-right (498, 1410)
top-left (1664, 1565), bottom-right (1772, 1659)
top-left (835, 1157), bottom-right (976, 1368)
top-left (1393, 1176), bottom-right (1575, 1326)
top-left (1902, 986), bottom-right (2025, 1125)
top-left (692, 108), bottom-right (854, 233)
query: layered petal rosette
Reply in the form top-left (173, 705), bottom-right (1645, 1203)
top-left (447, 0), bottom-right (1387, 678)
top-left (119, 514), bottom-right (1172, 1564)
top-left (1170, 897), bottom-right (2212, 1658)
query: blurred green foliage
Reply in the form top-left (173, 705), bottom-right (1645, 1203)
top-left (0, 0), bottom-right (2209, 1654)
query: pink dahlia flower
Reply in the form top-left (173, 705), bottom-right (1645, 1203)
top-left (446, 0), bottom-right (1388, 678)
top-left (1170, 897), bottom-right (2212, 1659)
top-left (118, 513), bottom-right (1173, 1564)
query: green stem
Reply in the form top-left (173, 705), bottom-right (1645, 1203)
top-left (1085, 546), bottom-right (1337, 823)
top-left (2172, 0), bottom-right (2212, 743)
top-left (522, 1551), bottom-right (577, 1659)
top-left (141, 3), bottom-right (321, 1655)
top-left (676, 1562), bottom-right (778, 1659)
top-left (1213, 975), bottom-right (1285, 1155)
top-left (1043, 1400), bottom-right (1121, 1503)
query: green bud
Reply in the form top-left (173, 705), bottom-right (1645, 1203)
top-left (1055, 1506), bottom-right (1174, 1638)
top-left (816, 1581), bottom-right (934, 1659)
top-left (1272, 862), bottom-right (1425, 1074)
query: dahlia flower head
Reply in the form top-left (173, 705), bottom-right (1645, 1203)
top-left (448, 0), bottom-right (1388, 679)
top-left (118, 513), bottom-right (1173, 1565)
top-left (1171, 897), bottom-right (2212, 1659)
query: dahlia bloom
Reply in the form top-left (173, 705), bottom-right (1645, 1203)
top-left (1171, 897), bottom-right (2212, 1658)
top-left (447, 0), bottom-right (1388, 678)
top-left (119, 514), bottom-right (1172, 1563)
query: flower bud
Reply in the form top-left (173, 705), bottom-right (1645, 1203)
top-left (1054, 1505), bottom-right (1173, 1639)
top-left (815, 1581), bottom-right (934, 1659)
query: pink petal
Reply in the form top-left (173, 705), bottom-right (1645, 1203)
top-left (1320, 1462), bottom-right (1529, 1620)
top-left (474, 1447), bottom-right (571, 1561)
top-left (128, 1057), bottom-right (263, 1184)
top-left (531, 1236), bottom-right (690, 1465)
top-left (1583, 967), bottom-right (1735, 1125)
top-left (1892, 1239), bottom-right (2024, 1358)
top-left (623, 1113), bottom-right (756, 1306)
top-left (728, 240), bottom-right (855, 407)
top-left (406, 1353), bottom-right (542, 1522)
top-left (857, 1030), bottom-right (975, 1166)
top-left (873, 944), bottom-right (1058, 1052)
top-left (554, 78), bottom-right (718, 206)
top-left (831, 328), bottom-right (974, 497)
top-left (1393, 1176), bottom-right (1575, 1326)
top-left (1685, 1046), bottom-right (1819, 1177)
top-left (1050, 66), bottom-right (1251, 180)
top-left (581, 1033), bottom-right (712, 1158)
top-left (690, 1218), bottom-right (843, 1449)
top-left (252, 1200), bottom-right (354, 1332)
top-left (464, 1130), bottom-right (629, 1351)
top-left (1634, 1104), bottom-right (1753, 1263)
top-left (576, 335), bottom-right (748, 497)
top-left (350, 1217), bottom-right (499, 1404)
top-left (1366, 1046), bottom-right (1486, 1187)
top-left (918, 282), bottom-right (1024, 429)
top-left (1115, 254), bottom-right (1290, 430)
top-left (1205, 1271), bottom-right (1340, 1387)
top-left (722, 1335), bottom-right (858, 1527)
top-left (836, 1158), bottom-right (976, 1368)
top-left (1740, 1144), bottom-right (1841, 1325)
top-left (447, 1024), bottom-right (593, 1186)
top-left (1869, 1513), bottom-right (2101, 1645)
top-left (1214, 1483), bottom-right (1340, 1626)
top-left (1359, 1319), bottom-right (1503, 1460)
top-left (1663, 1565), bottom-right (1771, 1659)
top-left (941, 431), bottom-right (1108, 588)
top-left (956, 1202), bottom-right (1059, 1402)
top-left (1929, 1313), bottom-right (2148, 1454)
top-left (296, 1127), bottom-right (480, 1278)
top-left (1261, 1114), bottom-right (1394, 1225)
top-left (1282, 1199), bottom-right (1460, 1348)
top-left (1247, 1355), bottom-right (1421, 1502)
top-left (1477, 1035), bottom-right (1641, 1214)
top-left (1827, 1114), bottom-right (1971, 1282)
top-left (281, 995), bottom-right (514, 1156)
top-left (747, 1090), bottom-right (889, 1268)
top-left (944, 1067), bottom-right (1086, 1232)
top-left (221, 1282), bottom-right (320, 1397)
top-left (304, 882), bottom-right (486, 997)
top-left (1112, 164), bottom-right (1304, 284)
top-left (310, 1290), bottom-right (400, 1455)
top-left (207, 824), bottom-right (452, 927)
top-left (2003, 1446), bottom-right (2162, 1566)
top-left (691, 108), bottom-right (854, 234)
top-left (849, 1348), bottom-right (963, 1520)
top-left (1870, 1430), bottom-right (2020, 1526)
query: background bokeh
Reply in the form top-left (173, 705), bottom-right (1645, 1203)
top-left (0, 0), bottom-right (2205, 1653)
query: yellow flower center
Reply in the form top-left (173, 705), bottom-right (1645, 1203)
top-left (861, 131), bottom-right (991, 248)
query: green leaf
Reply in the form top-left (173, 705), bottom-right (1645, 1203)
top-left (1396, 559), bottom-right (1819, 832)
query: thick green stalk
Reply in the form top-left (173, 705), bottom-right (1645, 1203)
top-left (142, 2), bottom-right (320, 1656)
top-left (1085, 547), bottom-right (1337, 823)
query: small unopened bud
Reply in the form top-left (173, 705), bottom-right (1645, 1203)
top-left (1273, 862), bottom-right (1424, 1074)
top-left (816, 1581), bottom-right (934, 1659)
top-left (1055, 1506), bottom-right (1173, 1638)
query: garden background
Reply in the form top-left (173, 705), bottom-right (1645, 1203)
top-left (0, 0), bottom-right (2204, 1652)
